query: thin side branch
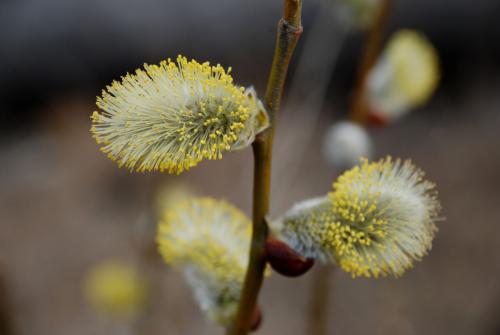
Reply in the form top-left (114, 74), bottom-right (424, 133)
top-left (227, 1), bottom-right (303, 334)
top-left (349, 0), bottom-right (394, 124)
top-left (0, 271), bottom-right (15, 335)
top-left (308, 266), bottom-right (335, 335)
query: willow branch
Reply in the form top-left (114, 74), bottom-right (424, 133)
top-left (308, 266), bottom-right (335, 335)
top-left (0, 272), bottom-right (15, 335)
top-left (228, 1), bottom-right (303, 334)
top-left (349, 0), bottom-right (393, 124)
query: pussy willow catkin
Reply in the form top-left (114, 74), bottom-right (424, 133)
top-left (157, 197), bottom-right (259, 325)
top-left (275, 157), bottom-right (440, 278)
top-left (91, 55), bottom-right (268, 174)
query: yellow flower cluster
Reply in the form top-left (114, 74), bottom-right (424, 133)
top-left (367, 30), bottom-right (440, 121)
top-left (157, 197), bottom-right (252, 325)
top-left (91, 55), bottom-right (268, 174)
top-left (275, 157), bottom-right (440, 278)
top-left (84, 261), bottom-right (148, 317)
top-left (388, 30), bottom-right (440, 106)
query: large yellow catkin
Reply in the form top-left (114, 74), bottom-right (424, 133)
top-left (91, 55), bottom-right (269, 174)
top-left (157, 197), bottom-right (263, 325)
top-left (275, 157), bottom-right (440, 278)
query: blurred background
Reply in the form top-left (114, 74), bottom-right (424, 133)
top-left (1, 0), bottom-right (500, 334)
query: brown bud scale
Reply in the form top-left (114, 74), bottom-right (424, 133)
top-left (265, 237), bottom-right (315, 277)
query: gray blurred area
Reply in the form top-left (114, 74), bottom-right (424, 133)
top-left (1, 0), bottom-right (500, 334)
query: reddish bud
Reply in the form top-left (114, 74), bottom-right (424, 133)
top-left (367, 110), bottom-right (389, 128)
top-left (250, 306), bottom-right (262, 332)
top-left (265, 237), bottom-right (315, 277)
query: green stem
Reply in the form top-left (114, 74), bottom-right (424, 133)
top-left (228, 1), bottom-right (303, 334)
top-left (350, 0), bottom-right (394, 124)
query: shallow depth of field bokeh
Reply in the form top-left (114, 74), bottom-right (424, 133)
top-left (1, 0), bottom-right (500, 334)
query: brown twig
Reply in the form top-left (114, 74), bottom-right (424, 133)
top-left (0, 271), bottom-right (15, 335)
top-left (349, 0), bottom-right (394, 124)
top-left (308, 266), bottom-right (335, 335)
top-left (227, 1), bottom-right (303, 334)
